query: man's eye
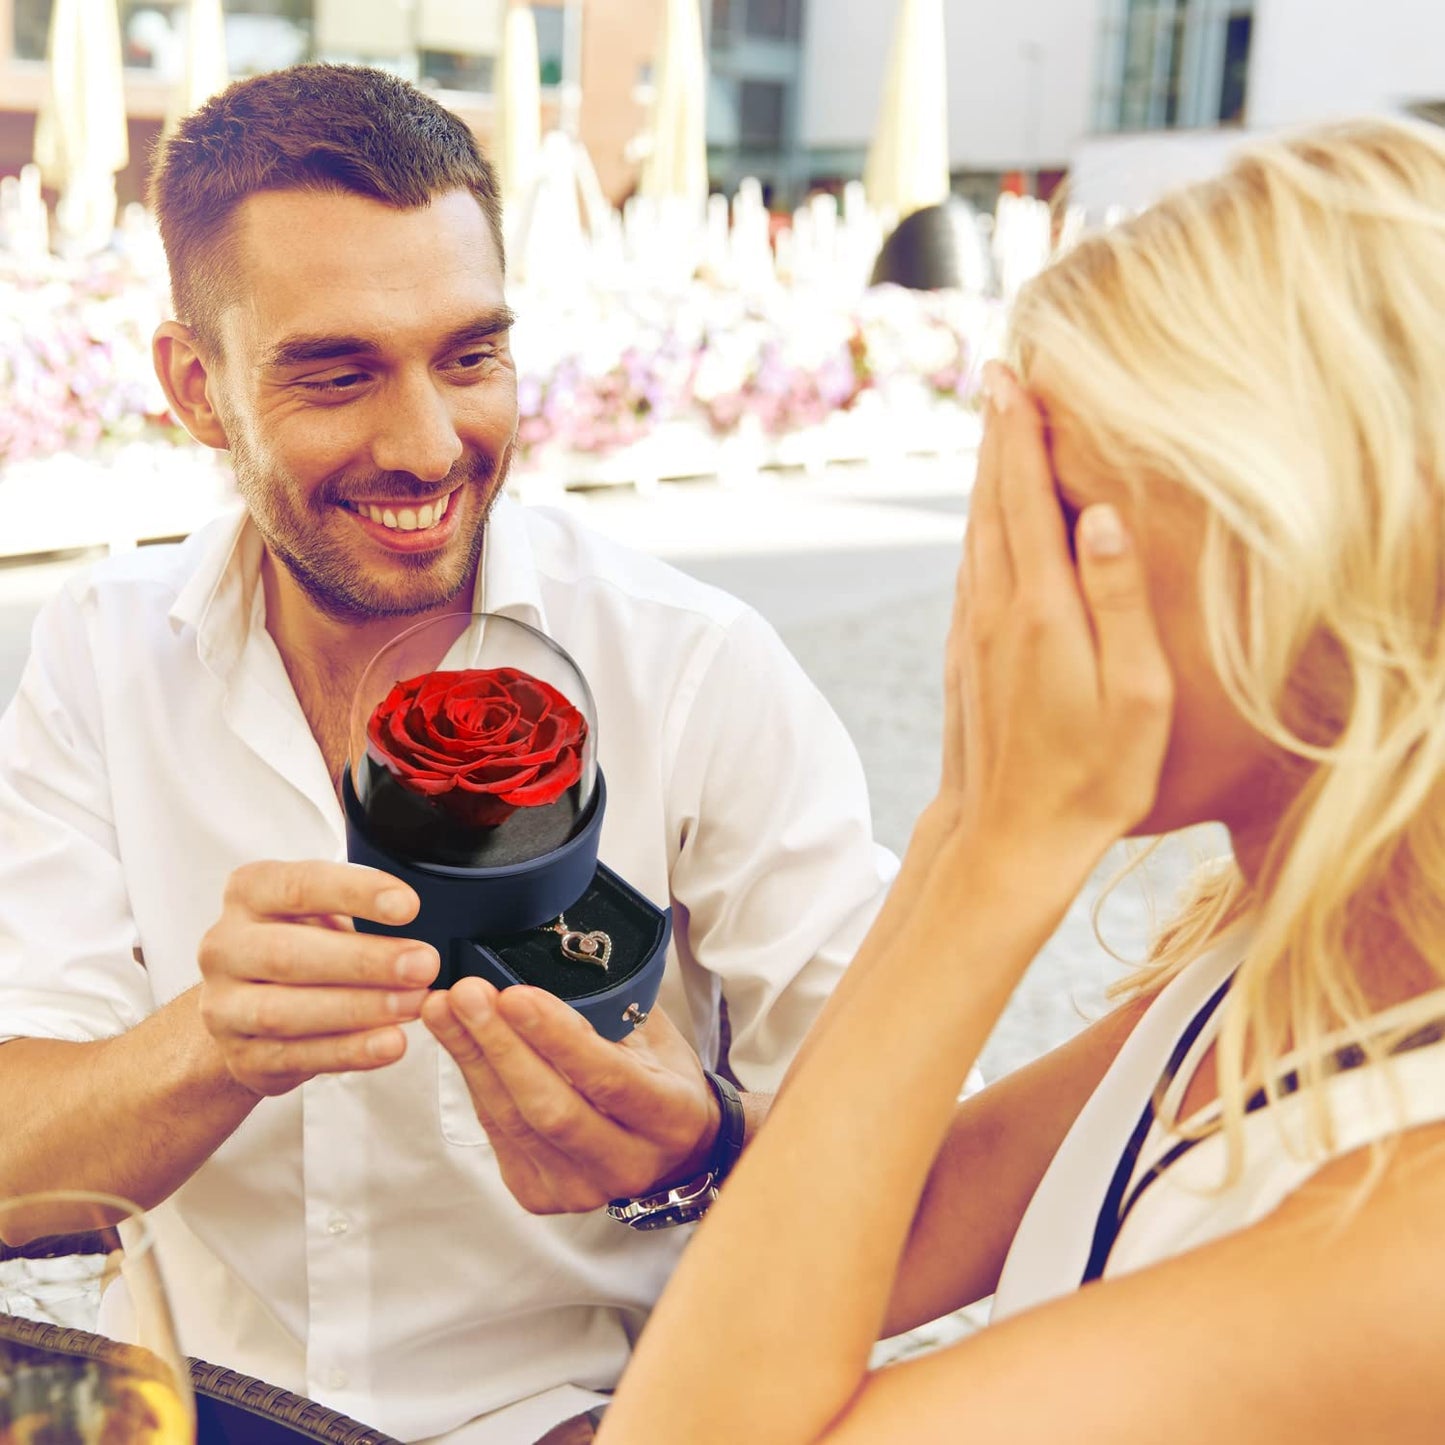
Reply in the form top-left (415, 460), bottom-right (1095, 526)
top-left (451, 350), bottom-right (495, 372)
top-left (300, 373), bottom-right (367, 394)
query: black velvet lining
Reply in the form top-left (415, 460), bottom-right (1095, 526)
top-left (476, 870), bottom-right (667, 1000)
top-left (357, 755), bottom-right (585, 867)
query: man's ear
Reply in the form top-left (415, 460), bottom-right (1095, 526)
top-left (153, 322), bottom-right (230, 450)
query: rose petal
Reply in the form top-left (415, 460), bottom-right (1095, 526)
top-left (500, 746), bottom-right (582, 806)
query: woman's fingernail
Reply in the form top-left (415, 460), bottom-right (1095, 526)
top-left (981, 361), bottom-right (1012, 413)
top-left (1080, 504), bottom-right (1128, 558)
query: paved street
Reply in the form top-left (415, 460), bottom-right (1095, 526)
top-left (0, 454), bottom-right (1223, 1085)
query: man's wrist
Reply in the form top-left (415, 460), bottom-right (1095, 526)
top-left (655, 1073), bottom-right (725, 1190)
top-left (180, 988), bottom-right (264, 1108)
top-left (607, 1072), bottom-right (746, 1229)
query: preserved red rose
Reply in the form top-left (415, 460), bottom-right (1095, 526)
top-left (367, 667), bottom-right (588, 830)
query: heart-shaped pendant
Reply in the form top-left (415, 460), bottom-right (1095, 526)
top-left (560, 929), bottom-right (612, 971)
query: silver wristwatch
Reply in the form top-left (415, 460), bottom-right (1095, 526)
top-left (605, 1171), bottom-right (720, 1230)
top-left (605, 1071), bottom-right (744, 1230)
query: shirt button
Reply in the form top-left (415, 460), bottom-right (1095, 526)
top-left (325, 1367), bottom-right (349, 1392)
top-left (325, 1211), bottom-right (350, 1237)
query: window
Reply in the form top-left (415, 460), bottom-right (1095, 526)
top-left (420, 51), bottom-right (495, 94)
top-left (533, 3), bottom-right (565, 88)
top-left (710, 0), bottom-right (734, 48)
top-left (14, 0), bottom-right (53, 61)
top-left (1163, 5), bottom-right (1188, 126)
top-left (1096, 0), bottom-right (1253, 132)
top-left (1218, 12), bottom-right (1252, 124)
top-left (744, 0), bottom-right (802, 42)
top-left (14, 0), bottom-right (536, 98)
top-left (738, 78), bottom-right (786, 148)
top-left (14, 0), bottom-right (313, 75)
top-left (1115, 0), bottom-right (1162, 130)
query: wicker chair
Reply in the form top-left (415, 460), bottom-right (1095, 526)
top-left (0, 1312), bottom-right (401, 1444)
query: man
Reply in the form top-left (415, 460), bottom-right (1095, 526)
top-left (0, 65), bottom-right (894, 1444)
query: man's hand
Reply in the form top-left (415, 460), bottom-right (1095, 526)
top-left (197, 860), bottom-right (440, 1097)
top-left (421, 979), bottom-right (721, 1215)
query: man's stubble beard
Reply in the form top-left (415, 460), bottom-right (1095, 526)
top-left (230, 437), bottom-right (511, 624)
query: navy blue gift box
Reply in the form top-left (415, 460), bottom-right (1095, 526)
top-left (344, 614), bottom-right (672, 1042)
top-left (345, 766), bottom-right (671, 1043)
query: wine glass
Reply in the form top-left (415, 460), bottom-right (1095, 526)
top-left (0, 1191), bottom-right (195, 1443)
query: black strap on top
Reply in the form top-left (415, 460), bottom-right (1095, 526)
top-left (1081, 975), bottom-right (1233, 1286)
top-left (1082, 975), bottom-right (1445, 1287)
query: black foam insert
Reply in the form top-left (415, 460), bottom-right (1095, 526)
top-left (357, 755), bottom-right (585, 868)
top-left (473, 867), bottom-right (667, 999)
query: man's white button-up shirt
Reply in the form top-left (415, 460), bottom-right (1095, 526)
top-left (0, 493), bottom-right (897, 1442)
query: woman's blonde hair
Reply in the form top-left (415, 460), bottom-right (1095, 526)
top-left (1009, 117), bottom-right (1445, 1172)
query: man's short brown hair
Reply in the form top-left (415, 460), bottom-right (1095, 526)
top-left (149, 64), bottom-right (505, 348)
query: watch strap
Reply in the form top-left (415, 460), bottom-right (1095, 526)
top-left (703, 1070), bottom-right (745, 1185)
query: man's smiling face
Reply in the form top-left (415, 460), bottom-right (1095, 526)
top-left (207, 186), bottom-right (518, 622)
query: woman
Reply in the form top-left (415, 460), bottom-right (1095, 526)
top-left (596, 118), bottom-right (1445, 1441)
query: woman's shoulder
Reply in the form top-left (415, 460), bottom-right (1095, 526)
top-left (1110, 986), bottom-right (1445, 1279)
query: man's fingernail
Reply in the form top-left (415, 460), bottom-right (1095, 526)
top-left (399, 948), bottom-right (438, 985)
top-left (452, 980), bottom-right (494, 1023)
top-left (507, 992), bottom-right (538, 1031)
top-left (388, 989), bottom-right (427, 1018)
top-left (377, 889), bottom-right (414, 922)
top-left (366, 1030), bottom-right (404, 1062)
top-left (1080, 504), bottom-right (1128, 558)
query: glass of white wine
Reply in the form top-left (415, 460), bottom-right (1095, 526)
top-left (0, 1191), bottom-right (194, 1443)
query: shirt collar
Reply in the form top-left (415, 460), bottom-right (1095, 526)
top-left (167, 491), bottom-right (548, 675)
top-left (477, 490), bottom-right (547, 634)
top-left (168, 507), bottom-right (263, 682)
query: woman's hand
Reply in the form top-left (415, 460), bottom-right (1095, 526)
top-left (935, 363), bottom-right (1172, 864)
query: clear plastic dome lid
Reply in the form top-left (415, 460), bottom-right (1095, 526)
top-left (348, 613), bottom-right (598, 869)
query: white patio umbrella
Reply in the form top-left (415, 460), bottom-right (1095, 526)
top-left (494, 0), bottom-right (542, 217)
top-left (638, 0), bottom-right (707, 211)
top-left (165, 0), bottom-right (231, 135)
top-left (32, 0), bottom-right (129, 255)
top-left (864, 0), bottom-right (950, 224)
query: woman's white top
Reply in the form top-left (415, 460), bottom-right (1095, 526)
top-left (993, 929), bottom-right (1445, 1321)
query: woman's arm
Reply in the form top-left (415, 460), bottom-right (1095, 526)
top-left (880, 991), bottom-right (1151, 1337)
top-left (598, 364), bottom-right (1176, 1444)
top-left (597, 832), bottom-right (1103, 1445)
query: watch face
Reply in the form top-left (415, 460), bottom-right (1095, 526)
top-left (608, 1176), bottom-right (719, 1230)
top-left (630, 1195), bottom-right (717, 1230)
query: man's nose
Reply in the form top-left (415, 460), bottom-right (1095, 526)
top-left (370, 375), bottom-right (464, 483)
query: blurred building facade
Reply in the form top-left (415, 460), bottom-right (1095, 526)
top-left (1074, 0), bottom-right (1445, 211)
top-left (769, 0), bottom-right (1445, 211)
top-left (700, 0), bottom-right (806, 204)
top-left (2, 1), bottom-right (1441, 227)
top-left (0, 0), bottom-right (667, 209)
top-left (799, 0), bottom-right (1099, 208)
